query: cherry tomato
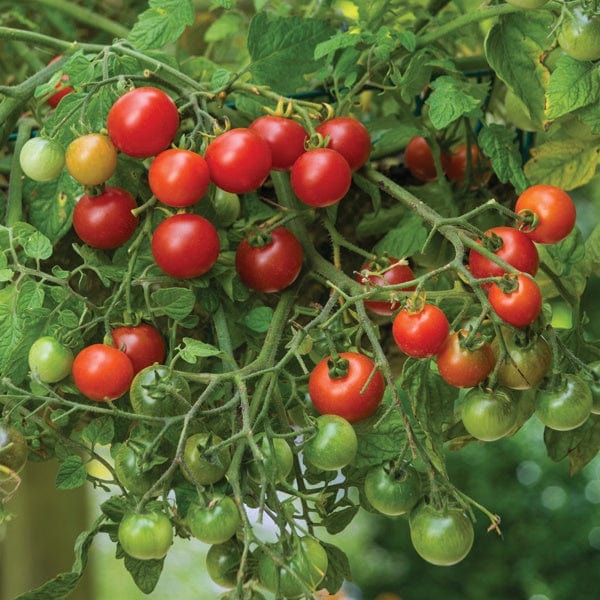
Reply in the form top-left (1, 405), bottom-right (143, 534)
top-left (468, 226), bottom-right (539, 284)
top-left (444, 144), bottom-right (490, 188)
top-left (494, 333), bottom-right (552, 390)
top-left (114, 439), bottom-right (163, 496)
top-left (583, 361), bottom-right (600, 415)
top-left (28, 336), bottom-right (74, 383)
top-left (488, 274), bottom-right (542, 328)
top-left (258, 536), bottom-right (328, 597)
top-left (557, 6), bottom-right (600, 62)
top-left (0, 423), bottom-right (28, 477)
top-left (129, 365), bottom-right (190, 417)
top-left (19, 137), bottom-right (65, 182)
top-left (107, 87), bottom-right (179, 158)
top-left (248, 436), bottom-right (294, 483)
top-left (182, 432), bottom-right (230, 485)
top-left (72, 344), bottom-right (134, 402)
top-left (118, 511), bottom-right (173, 560)
top-left (364, 462), bottom-right (422, 516)
top-left (46, 56), bottom-right (74, 108)
top-left (72, 186), bottom-right (138, 249)
top-left (358, 257), bottom-right (416, 316)
top-left (205, 128), bottom-right (272, 194)
top-left (303, 414), bottom-right (357, 471)
top-left (290, 148), bottom-right (352, 207)
top-left (65, 133), bottom-right (118, 186)
top-left (148, 148), bottom-right (211, 207)
top-left (206, 540), bottom-right (243, 588)
top-left (535, 374), bottom-right (592, 431)
top-left (235, 226), bottom-right (303, 293)
top-left (249, 115), bottom-right (308, 171)
top-left (515, 184), bottom-right (576, 244)
top-left (111, 323), bottom-right (166, 375)
top-left (315, 116), bottom-right (371, 171)
top-left (404, 136), bottom-right (445, 182)
top-left (308, 352), bottom-right (385, 423)
top-left (460, 387), bottom-right (518, 441)
top-left (436, 331), bottom-right (495, 388)
top-left (409, 503), bottom-right (474, 566)
top-left (187, 495), bottom-right (240, 545)
top-left (151, 213), bottom-right (220, 279)
top-left (212, 188), bottom-right (241, 227)
top-left (392, 304), bottom-right (449, 358)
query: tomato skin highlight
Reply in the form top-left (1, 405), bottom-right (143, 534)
top-left (205, 128), bottom-right (272, 194)
top-left (151, 213), bottom-right (220, 279)
top-left (515, 184), bottom-right (576, 244)
top-left (73, 186), bottom-right (138, 250)
top-left (309, 352), bottom-right (385, 423)
top-left (148, 148), bottom-right (211, 207)
top-left (111, 323), bottom-right (166, 375)
top-left (235, 226), bottom-right (303, 293)
top-left (107, 87), bottom-right (179, 158)
top-left (72, 344), bottom-right (134, 402)
top-left (206, 541), bottom-right (242, 588)
top-left (249, 115), bottom-right (308, 171)
top-left (290, 148), bottom-right (352, 207)
top-left (436, 331), bottom-right (495, 388)
top-left (118, 511), bottom-right (173, 560)
top-left (488, 274), bottom-right (542, 328)
top-left (392, 304), bottom-right (449, 358)
top-left (315, 116), bottom-right (371, 171)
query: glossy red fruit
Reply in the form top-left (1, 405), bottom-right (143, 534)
top-left (392, 304), bottom-right (449, 358)
top-left (488, 274), bottom-right (542, 328)
top-left (111, 323), bottom-right (166, 375)
top-left (315, 116), bottom-right (371, 171)
top-left (404, 136), bottom-right (445, 182)
top-left (249, 115), bottom-right (308, 171)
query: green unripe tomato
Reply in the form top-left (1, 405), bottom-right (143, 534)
top-left (249, 435), bottom-right (294, 483)
top-left (114, 440), bottom-right (163, 496)
top-left (557, 7), bottom-right (600, 62)
top-left (0, 423), bottom-right (28, 478)
top-left (584, 361), bottom-right (600, 415)
top-left (182, 432), bottom-right (230, 485)
top-left (461, 387), bottom-right (518, 442)
top-left (212, 188), bottom-right (241, 227)
top-left (206, 540), bottom-right (243, 588)
top-left (535, 374), bottom-right (592, 431)
top-left (129, 365), bottom-right (190, 417)
top-left (364, 462), bottom-right (422, 516)
top-left (187, 495), bottom-right (240, 544)
top-left (19, 137), bottom-right (65, 181)
top-left (118, 511), bottom-right (173, 560)
top-left (409, 503), bottom-right (474, 566)
top-left (303, 414), bottom-right (357, 471)
top-left (28, 336), bottom-right (74, 383)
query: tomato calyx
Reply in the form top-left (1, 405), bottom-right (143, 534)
top-left (456, 328), bottom-right (489, 353)
top-left (493, 273), bottom-right (520, 294)
top-left (327, 355), bottom-right (350, 379)
top-left (516, 208), bottom-right (540, 234)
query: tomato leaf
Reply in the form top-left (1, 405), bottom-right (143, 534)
top-left (101, 495), bottom-right (130, 522)
top-left (55, 455), bottom-right (88, 490)
top-left (150, 287), bottom-right (196, 320)
top-left (322, 505), bottom-right (359, 535)
top-left (180, 338), bottom-right (223, 364)
top-left (81, 416), bottom-right (115, 446)
top-left (320, 541), bottom-right (352, 594)
top-left (123, 554), bottom-right (165, 594)
top-left (244, 306), bottom-right (274, 333)
top-left (373, 213), bottom-right (428, 258)
top-left (128, 0), bottom-right (194, 50)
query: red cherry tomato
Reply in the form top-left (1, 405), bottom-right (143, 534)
top-left (107, 87), bottom-right (179, 158)
top-left (205, 128), bottom-right (272, 194)
top-left (488, 274), bottom-right (542, 328)
top-left (514, 184), bottom-right (576, 244)
top-left (392, 304), bottom-right (449, 358)
top-left (358, 258), bottom-right (416, 316)
top-left (148, 149), bottom-right (211, 207)
top-left (235, 227), bottom-right (303, 293)
top-left (445, 144), bottom-right (490, 187)
top-left (315, 116), bottom-right (371, 171)
top-left (46, 56), bottom-right (74, 108)
top-left (72, 186), bottom-right (138, 249)
top-left (290, 148), bottom-right (352, 207)
top-left (72, 344), bottom-right (134, 402)
top-left (151, 213), bottom-right (220, 279)
top-left (404, 136), bottom-right (445, 182)
top-left (436, 331), bottom-right (495, 388)
top-left (111, 323), bottom-right (166, 375)
top-left (308, 352), bottom-right (385, 423)
top-left (249, 116), bottom-right (307, 171)
top-left (468, 226), bottom-right (539, 284)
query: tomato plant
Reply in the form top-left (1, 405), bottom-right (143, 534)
top-left (72, 344), bottom-right (134, 402)
top-left (364, 462), bottom-right (422, 516)
top-left (118, 511), bottom-right (173, 560)
top-left (65, 133), bottom-right (118, 186)
top-left (107, 86), bottom-right (180, 158)
top-left (460, 387), bottom-right (518, 442)
top-left (148, 148), bottom-right (211, 207)
top-left (187, 495), bottom-right (240, 545)
top-left (392, 303), bottom-right (449, 358)
top-left (72, 186), bottom-right (138, 249)
top-left (235, 226), bottom-right (303, 293)
top-left (409, 503), bottom-right (474, 566)
top-left (309, 352), bottom-right (385, 423)
top-left (249, 115), bottom-right (308, 171)
top-left (151, 213), bottom-right (220, 279)
top-left (28, 336), bottom-right (73, 383)
top-left (19, 137), bottom-right (64, 182)
top-left (303, 414), bottom-right (358, 471)
top-left (290, 147), bottom-right (352, 207)
top-left (205, 128), bottom-right (272, 193)
top-left (315, 116), bottom-right (371, 171)
top-left (111, 323), bottom-right (166, 375)
top-left (488, 274), bottom-right (542, 328)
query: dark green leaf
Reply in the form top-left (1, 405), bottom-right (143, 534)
top-left (320, 542), bottom-right (352, 594)
top-left (82, 416), bottom-right (115, 446)
top-left (101, 495), bottom-right (130, 522)
top-left (123, 555), bottom-right (165, 594)
top-left (128, 0), bottom-right (194, 50)
top-left (323, 505), bottom-right (359, 535)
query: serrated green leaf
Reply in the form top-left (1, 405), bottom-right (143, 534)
top-left (582, 223), bottom-right (600, 278)
top-left (314, 31), bottom-right (364, 60)
top-left (82, 416), bottom-right (115, 446)
top-left (524, 140), bottom-right (600, 191)
top-left (323, 505), bottom-right (359, 534)
top-left (23, 231), bottom-right (53, 260)
top-left (205, 12), bottom-right (244, 43)
top-left (180, 337), bottom-right (222, 364)
top-left (123, 555), bottom-right (164, 594)
top-left (373, 213), bottom-right (428, 258)
top-left (150, 287), bottom-right (195, 320)
top-left (101, 495), bottom-right (131, 522)
top-left (320, 542), bottom-right (351, 594)
top-left (392, 50), bottom-right (434, 104)
top-left (243, 306), bottom-right (273, 333)
top-left (353, 408), bottom-right (407, 469)
top-left (56, 455), bottom-right (88, 490)
top-left (128, 0), bottom-right (194, 50)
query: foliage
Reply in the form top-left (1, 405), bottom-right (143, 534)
top-left (0, 0), bottom-right (599, 598)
